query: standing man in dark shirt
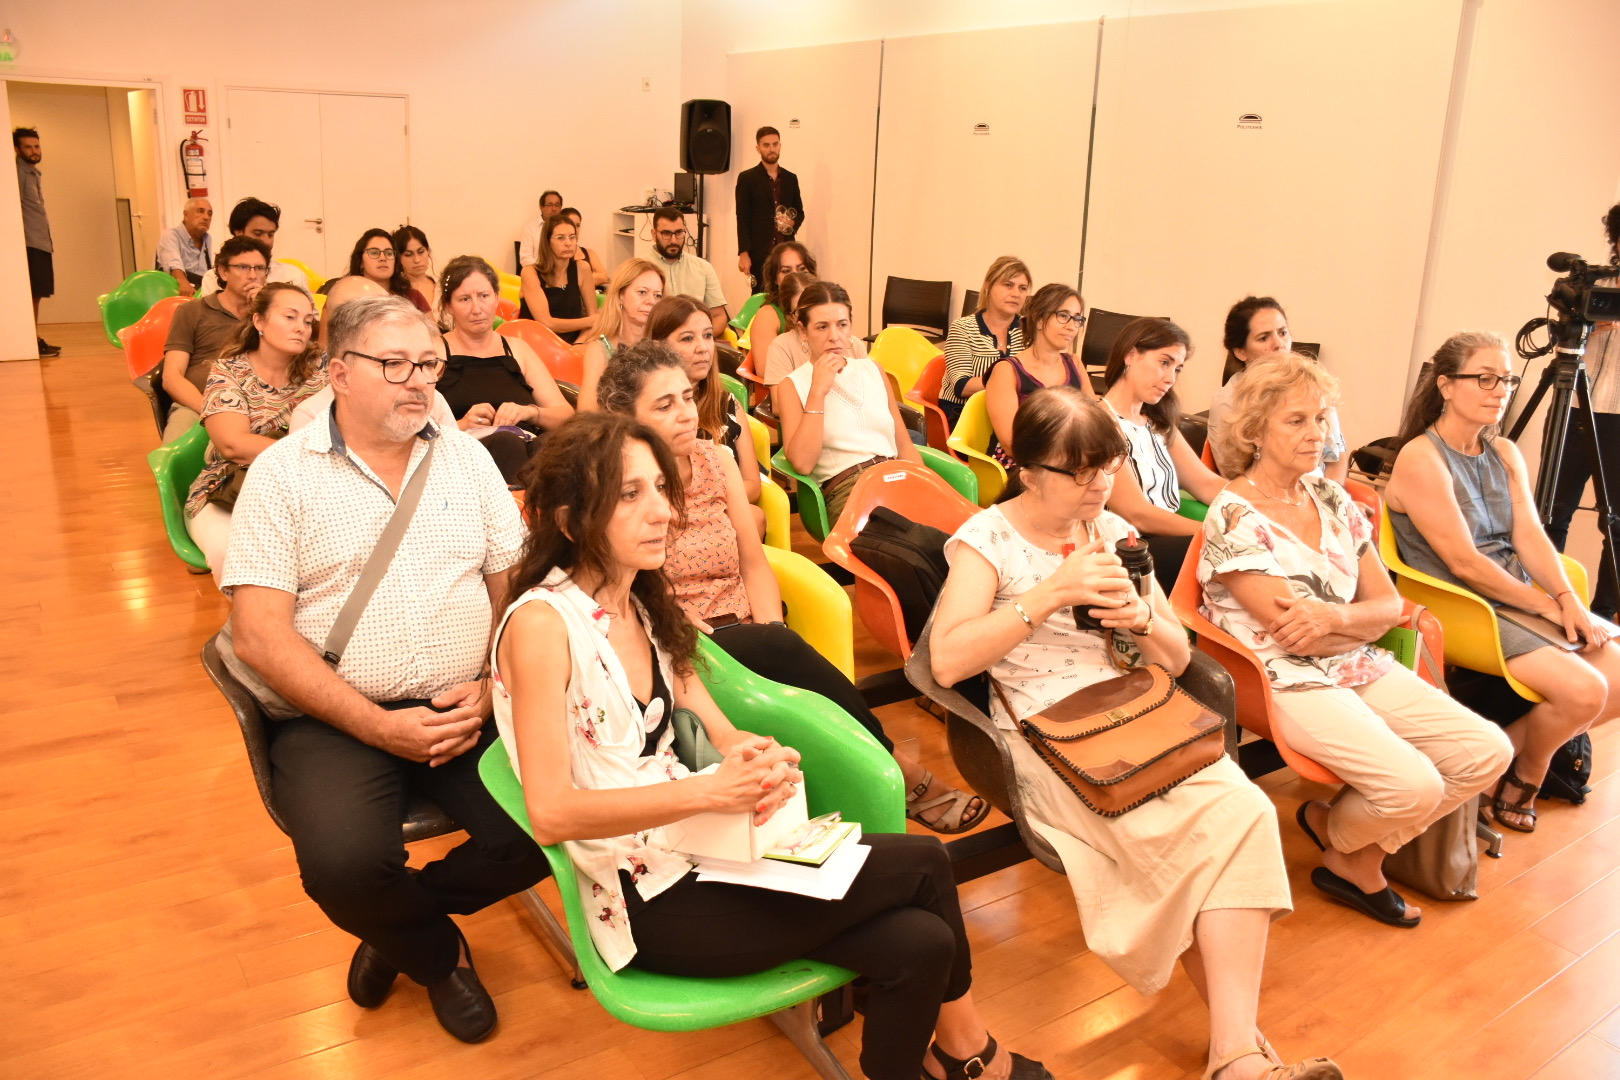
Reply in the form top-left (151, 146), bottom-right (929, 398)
top-left (14, 127), bottom-right (59, 358)
top-left (734, 126), bottom-right (804, 294)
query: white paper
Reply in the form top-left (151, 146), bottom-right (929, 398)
top-left (663, 783), bottom-right (809, 863)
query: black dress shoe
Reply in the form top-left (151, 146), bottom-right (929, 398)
top-left (347, 941), bottom-right (399, 1007)
top-left (426, 950), bottom-right (497, 1043)
top-left (37, 338), bottom-right (60, 358)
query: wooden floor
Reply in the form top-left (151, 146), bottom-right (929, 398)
top-left (6, 322), bottom-right (1620, 1080)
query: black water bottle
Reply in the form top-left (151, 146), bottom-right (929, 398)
top-left (1116, 532), bottom-right (1155, 602)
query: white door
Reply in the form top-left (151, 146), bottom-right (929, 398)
top-left (318, 94), bottom-right (409, 272)
top-left (224, 89), bottom-right (408, 280)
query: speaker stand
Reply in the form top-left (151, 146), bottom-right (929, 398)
top-left (694, 174), bottom-right (707, 261)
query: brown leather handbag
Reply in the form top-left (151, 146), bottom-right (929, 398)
top-left (996, 663), bottom-right (1227, 817)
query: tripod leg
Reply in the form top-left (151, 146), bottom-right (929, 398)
top-left (1574, 370), bottom-right (1620, 614)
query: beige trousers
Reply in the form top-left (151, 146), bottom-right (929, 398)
top-left (185, 502), bottom-right (232, 588)
top-left (162, 404), bottom-right (200, 443)
top-left (1272, 664), bottom-right (1512, 855)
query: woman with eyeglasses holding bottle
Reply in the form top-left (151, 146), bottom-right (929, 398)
top-left (985, 284), bottom-right (1093, 467)
top-left (1386, 330), bottom-right (1620, 835)
top-left (324, 228), bottom-right (429, 312)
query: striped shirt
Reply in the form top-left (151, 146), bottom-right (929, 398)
top-left (942, 313), bottom-right (1025, 405)
top-left (1108, 402), bottom-right (1181, 512)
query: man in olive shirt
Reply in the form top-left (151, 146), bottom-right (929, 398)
top-left (14, 127), bottom-right (59, 358)
top-left (159, 235), bottom-right (267, 441)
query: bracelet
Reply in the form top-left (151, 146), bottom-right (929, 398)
top-left (803, 408), bottom-right (825, 415)
top-left (1555, 589), bottom-right (1575, 602)
top-left (1012, 602), bottom-right (1035, 631)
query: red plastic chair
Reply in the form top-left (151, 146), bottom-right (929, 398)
top-left (121, 295), bottom-right (188, 379)
top-left (496, 297), bottom-right (520, 323)
top-left (1343, 478), bottom-right (1382, 545)
top-left (822, 460), bottom-right (979, 661)
top-left (904, 354), bottom-right (957, 456)
top-left (497, 318), bottom-right (583, 386)
top-left (735, 354), bottom-right (771, 410)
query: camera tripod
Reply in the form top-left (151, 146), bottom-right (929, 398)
top-left (1506, 318), bottom-right (1620, 600)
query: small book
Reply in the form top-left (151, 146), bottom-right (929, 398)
top-left (1497, 607), bottom-right (1583, 651)
top-left (693, 825), bottom-right (867, 901)
top-left (763, 812), bottom-right (857, 867)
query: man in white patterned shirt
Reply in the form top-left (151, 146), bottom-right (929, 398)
top-left (225, 295), bottom-right (546, 1043)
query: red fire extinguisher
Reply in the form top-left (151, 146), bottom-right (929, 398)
top-left (180, 130), bottom-right (208, 197)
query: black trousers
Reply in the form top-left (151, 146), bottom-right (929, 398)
top-left (628, 833), bottom-right (972, 1080)
top-left (478, 429), bottom-right (543, 486)
top-left (1545, 407), bottom-right (1620, 618)
top-left (270, 703), bottom-right (549, 983)
top-left (709, 621), bottom-right (894, 751)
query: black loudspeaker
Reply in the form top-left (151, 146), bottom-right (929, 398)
top-left (680, 99), bottom-right (731, 174)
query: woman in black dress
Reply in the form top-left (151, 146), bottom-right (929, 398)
top-left (519, 215), bottom-right (596, 343)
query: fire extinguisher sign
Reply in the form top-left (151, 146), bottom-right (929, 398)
top-left (182, 88), bottom-right (207, 126)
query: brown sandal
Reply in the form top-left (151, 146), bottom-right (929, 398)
top-left (1202, 1045), bottom-right (1343, 1080)
top-left (1491, 760), bottom-right (1540, 833)
top-left (906, 770), bottom-right (990, 834)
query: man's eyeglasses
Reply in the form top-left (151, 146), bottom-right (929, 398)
top-left (655, 229), bottom-right (689, 243)
top-left (1447, 372), bottom-right (1522, 391)
top-left (1049, 310), bottom-right (1087, 327)
top-left (222, 262), bottom-right (269, 275)
top-left (362, 247), bottom-right (396, 260)
top-left (1027, 457), bottom-right (1125, 486)
top-left (343, 350), bottom-right (446, 384)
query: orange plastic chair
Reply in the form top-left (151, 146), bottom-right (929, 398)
top-left (497, 318), bottom-right (584, 386)
top-left (735, 354), bottom-right (771, 410)
top-left (1169, 529), bottom-right (1344, 783)
top-left (121, 295), bottom-right (188, 378)
top-left (904, 354), bottom-right (957, 456)
top-left (1200, 437), bottom-right (1220, 476)
top-left (822, 460), bottom-right (979, 661)
top-left (496, 297), bottom-right (520, 323)
top-left (1343, 478), bottom-right (1382, 545)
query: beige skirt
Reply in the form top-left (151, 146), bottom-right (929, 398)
top-left (1007, 741), bottom-right (1292, 994)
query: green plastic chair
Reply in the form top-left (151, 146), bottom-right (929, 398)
top-left (477, 636), bottom-right (901, 1078)
top-left (99, 270), bottom-right (181, 348)
top-left (1177, 492), bottom-right (1209, 522)
top-left (773, 446), bottom-right (977, 542)
top-left (720, 373), bottom-right (748, 415)
top-left (730, 292), bottom-right (768, 333)
top-left (147, 423), bottom-right (211, 571)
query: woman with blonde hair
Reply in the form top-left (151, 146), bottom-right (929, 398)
top-left (940, 255), bottom-right (1031, 427)
top-left (1386, 331), bottom-right (1620, 833)
top-left (580, 258), bottom-right (665, 409)
top-left (1204, 352), bottom-right (1509, 924)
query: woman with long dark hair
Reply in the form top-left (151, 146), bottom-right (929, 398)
top-left (392, 225), bottom-right (436, 314)
top-left (984, 283), bottom-right (1092, 465)
top-left (328, 228), bottom-right (426, 310)
top-left (748, 240), bottom-right (816, 361)
top-left (1099, 317), bottom-right (1226, 591)
top-left (1385, 330), bottom-right (1620, 833)
top-left (518, 214), bottom-right (595, 342)
top-left (493, 411), bottom-right (1049, 1080)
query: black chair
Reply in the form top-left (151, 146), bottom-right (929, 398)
top-left (200, 634), bottom-right (585, 987)
top-left (1079, 309), bottom-right (1169, 391)
top-left (877, 276), bottom-right (953, 342)
top-left (961, 290), bottom-right (979, 317)
top-left (1293, 341), bottom-right (1320, 359)
top-left (133, 371), bottom-right (174, 437)
top-left (1180, 411), bottom-right (1209, 457)
top-left (904, 612), bottom-right (1239, 875)
top-left (513, 240), bottom-right (523, 276)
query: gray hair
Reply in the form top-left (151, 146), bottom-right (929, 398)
top-left (326, 294), bottom-right (437, 364)
top-left (183, 197), bottom-right (211, 212)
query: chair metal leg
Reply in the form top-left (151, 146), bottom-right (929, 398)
top-left (769, 999), bottom-right (855, 1080)
top-left (1476, 818), bottom-right (1504, 859)
top-left (518, 886), bottom-right (587, 988)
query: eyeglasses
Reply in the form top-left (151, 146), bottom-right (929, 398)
top-left (223, 262), bottom-right (268, 275)
top-left (363, 247), bottom-right (395, 260)
top-left (1027, 458), bottom-right (1125, 485)
top-left (1049, 310), bottom-right (1087, 327)
top-left (343, 350), bottom-right (446, 384)
top-left (655, 229), bottom-right (688, 242)
top-left (1448, 372), bottom-right (1522, 391)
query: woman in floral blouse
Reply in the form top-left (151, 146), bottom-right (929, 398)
top-left (1200, 353), bottom-right (1509, 929)
top-left (184, 282), bottom-right (326, 584)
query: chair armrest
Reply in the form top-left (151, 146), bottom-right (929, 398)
top-left (757, 475), bottom-right (791, 550)
top-left (762, 546), bottom-right (855, 680)
top-left (1178, 649), bottom-right (1240, 758)
top-left (770, 449), bottom-right (830, 541)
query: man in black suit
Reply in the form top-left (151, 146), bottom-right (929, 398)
top-left (734, 126), bottom-right (804, 293)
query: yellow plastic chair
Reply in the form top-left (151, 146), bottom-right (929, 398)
top-left (747, 416), bottom-right (790, 550)
top-left (945, 391), bottom-right (1007, 506)
top-left (762, 545), bottom-right (855, 681)
top-left (868, 327), bottom-right (942, 404)
top-left (497, 270), bottom-right (523, 307)
top-left (281, 258), bottom-right (326, 293)
top-left (1379, 503), bottom-right (1589, 701)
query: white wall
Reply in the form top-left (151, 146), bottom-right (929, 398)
top-left (0, 86), bottom-right (39, 359)
top-left (0, 0), bottom-right (683, 326)
top-left (7, 81), bottom-right (125, 323)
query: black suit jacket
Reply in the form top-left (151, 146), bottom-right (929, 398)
top-left (734, 162), bottom-right (805, 260)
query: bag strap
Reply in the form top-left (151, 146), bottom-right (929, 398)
top-left (320, 438), bottom-right (436, 665)
top-left (1405, 603), bottom-right (1448, 692)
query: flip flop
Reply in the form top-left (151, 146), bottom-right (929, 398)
top-left (1295, 801), bottom-right (1327, 852)
top-left (1310, 867), bottom-right (1420, 929)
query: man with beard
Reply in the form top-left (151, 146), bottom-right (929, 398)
top-left (14, 127), bottom-right (59, 357)
top-left (734, 125), bottom-right (804, 293)
top-left (224, 294), bottom-right (547, 1044)
top-left (649, 205), bottom-right (728, 337)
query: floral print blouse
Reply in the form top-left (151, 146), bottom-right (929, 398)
top-left (1197, 477), bottom-right (1394, 691)
top-left (492, 569), bottom-right (694, 972)
top-left (184, 354), bottom-right (327, 518)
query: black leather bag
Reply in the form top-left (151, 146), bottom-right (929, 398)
top-left (1541, 733), bottom-right (1594, 805)
top-left (849, 506), bottom-right (951, 644)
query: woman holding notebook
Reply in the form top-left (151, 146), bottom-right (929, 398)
top-left (490, 412), bottom-right (1052, 1080)
top-left (1387, 330), bottom-right (1620, 834)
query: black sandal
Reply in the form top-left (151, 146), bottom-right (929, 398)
top-left (1310, 867), bottom-right (1421, 929)
top-left (924, 1034), bottom-right (1053, 1080)
top-left (1295, 801), bottom-right (1327, 853)
top-left (1491, 761), bottom-right (1540, 834)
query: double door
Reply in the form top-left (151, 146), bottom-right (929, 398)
top-left (223, 89), bottom-right (409, 279)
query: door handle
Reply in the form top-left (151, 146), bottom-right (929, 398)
top-left (305, 216), bottom-right (324, 234)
